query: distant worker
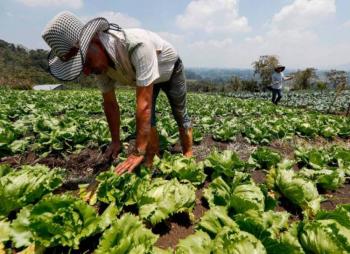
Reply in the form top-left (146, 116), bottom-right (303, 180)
top-left (269, 65), bottom-right (293, 105)
top-left (41, 11), bottom-right (193, 175)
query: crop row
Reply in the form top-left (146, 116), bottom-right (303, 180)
top-left (1, 145), bottom-right (350, 253)
top-left (1, 90), bottom-right (349, 157)
top-left (225, 90), bottom-right (350, 113)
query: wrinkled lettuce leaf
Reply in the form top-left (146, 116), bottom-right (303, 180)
top-left (96, 168), bottom-right (151, 206)
top-left (95, 213), bottom-right (158, 254)
top-left (205, 150), bottom-right (246, 179)
top-left (196, 207), bottom-right (239, 238)
top-left (213, 226), bottom-right (267, 254)
top-left (154, 152), bottom-right (207, 186)
top-left (249, 147), bottom-right (282, 169)
top-left (0, 164), bottom-right (64, 217)
top-left (267, 161), bottom-right (321, 218)
top-left (138, 178), bottom-right (196, 225)
top-left (175, 230), bottom-right (212, 254)
top-left (11, 194), bottom-right (117, 249)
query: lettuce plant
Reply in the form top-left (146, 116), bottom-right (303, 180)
top-left (138, 178), bottom-right (196, 225)
top-left (95, 213), bottom-right (158, 254)
top-left (154, 151), bottom-right (207, 186)
top-left (175, 231), bottom-right (212, 254)
top-left (267, 160), bottom-right (321, 218)
top-left (205, 150), bottom-right (246, 179)
top-left (249, 147), bottom-right (282, 169)
top-left (0, 164), bottom-right (64, 217)
top-left (10, 194), bottom-right (118, 249)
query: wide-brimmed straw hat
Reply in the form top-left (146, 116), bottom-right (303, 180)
top-left (42, 11), bottom-right (110, 81)
top-left (274, 64), bottom-right (285, 72)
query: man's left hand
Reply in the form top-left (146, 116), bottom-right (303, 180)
top-left (114, 154), bottom-right (144, 175)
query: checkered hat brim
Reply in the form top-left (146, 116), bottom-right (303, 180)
top-left (42, 12), bottom-right (110, 81)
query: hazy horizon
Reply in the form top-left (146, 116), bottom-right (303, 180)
top-left (1, 0), bottom-right (349, 70)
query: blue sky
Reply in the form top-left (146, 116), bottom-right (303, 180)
top-left (0, 0), bottom-right (349, 69)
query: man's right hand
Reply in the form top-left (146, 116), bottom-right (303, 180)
top-left (104, 141), bottom-right (121, 160)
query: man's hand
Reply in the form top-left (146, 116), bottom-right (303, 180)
top-left (114, 154), bottom-right (144, 175)
top-left (114, 84), bottom-right (153, 175)
top-left (104, 141), bottom-right (121, 160)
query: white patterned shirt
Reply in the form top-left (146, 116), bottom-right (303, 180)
top-left (97, 28), bottom-right (178, 93)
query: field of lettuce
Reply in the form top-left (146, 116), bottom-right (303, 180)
top-left (227, 90), bottom-right (350, 114)
top-left (1, 89), bottom-right (350, 254)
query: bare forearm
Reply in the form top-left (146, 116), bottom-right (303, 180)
top-left (135, 84), bottom-right (153, 152)
top-left (135, 106), bottom-right (151, 152)
top-left (102, 91), bottom-right (120, 143)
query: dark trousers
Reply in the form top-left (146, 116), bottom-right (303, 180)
top-left (271, 88), bottom-right (282, 105)
top-left (151, 58), bottom-right (191, 129)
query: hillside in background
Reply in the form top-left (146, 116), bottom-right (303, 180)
top-left (0, 39), bottom-right (95, 89)
top-left (1, 38), bottom-right (349, 90)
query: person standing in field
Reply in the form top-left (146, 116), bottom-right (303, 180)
top-left (41, 11), bottom-right (193, 175)
top-left (270, 65), bottom-right (292, 105)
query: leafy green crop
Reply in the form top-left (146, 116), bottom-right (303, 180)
top-left (10, 194), bottom-right (118, 249)
top-left (203, 177), bottom-right (232, 208)
top-left (175, 231), bottom-right (212, 254)
top-left (267, 161), bottom-right (321, 218)
top-left (96, 168), bottom-right (150, 207)
top-left (299, 219), bottom-right (350, 254)
top-left (249, 147), bottom-right (282, 169)
top-left (154, 152), bottom-right (206, 186)
top-left (213, 227), bottom-right (267, 254)
top-left (0, 219), bottom-right (11, 243)
top-left (205, 150), bottom-right (246, 179)
top-left (0, 164), bottom-right (64, 217)
top-left (197, 207), bottom-right (239, 238)
top-left (204, 172), bottom-right (265, 214)
top-left (95, 213), bottom-right (158, 254)
top-left (138, 178), bottom-right (196, 225)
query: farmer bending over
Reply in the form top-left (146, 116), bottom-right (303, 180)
top-left (42, 11), bottom-right (193, 175)
top-left (270, 65), bottom-right (292, 105)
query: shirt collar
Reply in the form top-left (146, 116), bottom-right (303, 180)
top-left (98, 31), bottom-right (124, 68)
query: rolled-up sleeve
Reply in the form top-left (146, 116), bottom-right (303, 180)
top-left (131, 42), bottom-right (160, 87)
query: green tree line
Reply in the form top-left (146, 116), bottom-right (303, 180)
top-left (0, 40), bottom-right (348, 92)
top-left (0, 39), bottom-right (96, 89)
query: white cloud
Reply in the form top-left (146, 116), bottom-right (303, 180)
top-left (82, 11), bottom-right (141, 28)
top-left (18, 0), bottom-right (83, 9)
top-left (245, 36), bottom-right (264, 44)
top-left (254, 0), bottom-right (337, 68)
top-left (176, 0), bottom-right (250, 33)
top-left (176, 0), bottom-right (342, 69)
top-left (189, 38), bottom-right (234, 49)
top-left (271, 0), bottom-right (336, 30)
top-left (157, 32), bottom-right (185, 45)
top-left (342, 20), bottom-right (350, 28)
top-left (177, 38), bottom-right (258, 68)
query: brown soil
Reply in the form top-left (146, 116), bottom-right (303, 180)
top-left (292, 136), bottom-right (350, 150)
top-left (226, 135), bottom-right (256, 161)
top-left (154, 214), bottom-right (194, 250)
top-left (192, 135), bottom-right (229, 162)
top-left (321, 184), bottom-right (350, 210)
top-left (269, 139), bottom-right (295, 159)
top-left (155, 185), bottom-right (209, 249)
top-left (1, 133), bottom-right (350, 252)
top-left (251, 170), bottom-right (267, 184)
top-left (192, 134), bottom-right (256, 162)
top-left (1, 148), bottom-right (111, 189)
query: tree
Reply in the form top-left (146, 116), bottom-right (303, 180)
top-left (228, 76), bottom-right (242, 92)
top-left (291, 68), bottom-right (317, 90)
top-left (325, 69), bottom-right (348, 89)
top-left (252, 55), bottom-right (279, 90)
